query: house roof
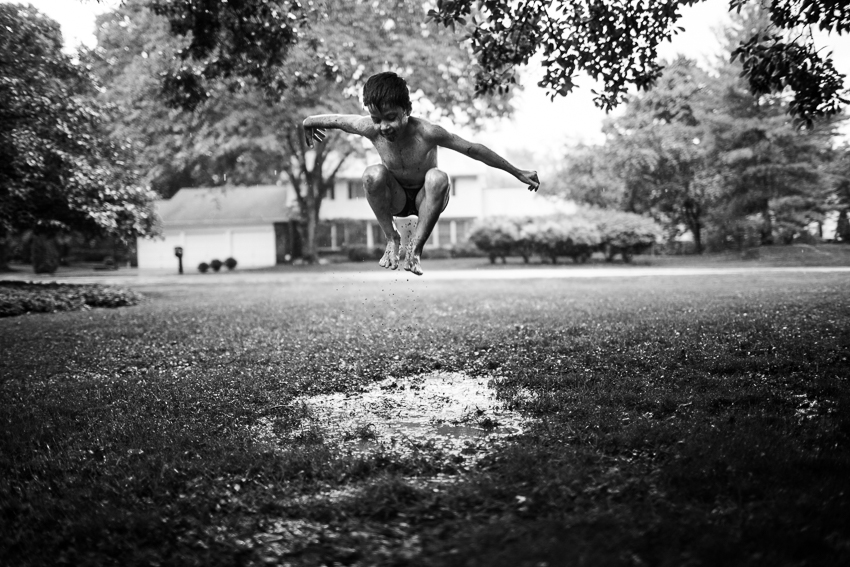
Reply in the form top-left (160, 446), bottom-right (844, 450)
top-left (157, 185), bottom-right (297, 227)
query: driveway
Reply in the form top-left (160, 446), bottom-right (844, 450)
top-left (3, 265), bottom-right (849, 287)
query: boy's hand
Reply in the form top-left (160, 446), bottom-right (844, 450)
top-left (304, 123), bottom-right (326, 148)
top-left (519, 170), bottom-right (540, 192)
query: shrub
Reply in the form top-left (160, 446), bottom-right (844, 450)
top-left (704, 217), bottom-right (762, 253)
top-left (210, 259), bottom-right (223, 272)
top-left (224, 257), bottom-right (237, 270)
top-left (422, 247), bottom-right (452, 260)
top-left (520, 221), bottom-right (572, 264)
top-left (198, 262), bottom-right (209, 273)
top-left (449, 241), bottom-right (486, 258)
top-left (345, 246), bottom-right (384, 263)
top-left (512, 219), bottom-right (536, 263)
top-left (584, 209), bottom-right (663, 262)
top-left (0, 282), bottom-right (142, 317)
top-left (468, 218), bottom-right (519, 264)
top-left (556, 216), bottom-right (602, 263)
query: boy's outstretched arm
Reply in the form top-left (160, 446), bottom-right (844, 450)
top-left (433, 126), bottom-right (540, 191)
top-left (302, 114), bottom-right (374, 148)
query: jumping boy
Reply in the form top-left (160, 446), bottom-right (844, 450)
top-left (303, 71), bottom-right (540, 275)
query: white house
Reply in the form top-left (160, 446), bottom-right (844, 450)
top-left (136, 185), bottom-right (299, 270)
top-left (137, 150), bottom-right (573, 270)
top-left (313, 150), bottom-right (573, 249)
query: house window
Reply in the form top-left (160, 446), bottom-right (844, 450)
top-left (344, 221), bottom-right (368, 246)
top-left (348, 180), bottom-right (365, 199)
top-left (452, 175), bottom-right (476, 197)
top-left (438, 221), bottom-right (452, 245)
top-left (370, 224), bottom-right (384, 247)
top-left (325, 183), bottom-right (335, 200)
top-left (455, 219), bottom-right (471, 242)
top-left (449, 177), bottom-right (456, 196)
top-left (316, 222), bottom-right (333, 249)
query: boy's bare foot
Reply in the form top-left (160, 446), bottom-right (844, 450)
top-left (379, 238), bottom-right (401, 270)
top-left (403, 240), bottom-right (423, 276)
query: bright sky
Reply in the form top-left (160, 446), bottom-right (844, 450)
top-left (5, 0), bottom-right (850, 163)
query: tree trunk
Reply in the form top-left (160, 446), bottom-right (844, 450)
top-left (0, 236), bottom-right (8, 271)
top-left (691, 222), bottom-right (703, 254)
top-left (682, 199), bottom-right (703, 254)
top-left (761, 206), bottom-right (774, 245)
top-left (301, 209), bottom-right (319, 263)
top-left (31, 233), bottom-right (60, 274)
top-left (837, 209), bottom-right (850, 243)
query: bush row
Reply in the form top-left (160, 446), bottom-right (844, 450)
top-left (198, 257), bottom-right (237, 273)
top-left (0, 282), bottom-right (143, 317)
top-left (469, 210), bottom-right (664, 264)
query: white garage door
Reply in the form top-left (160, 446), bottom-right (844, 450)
top-left (231, 227), bottom-right (275, 268)
top-left (181, 230), bottom-right (228, 270)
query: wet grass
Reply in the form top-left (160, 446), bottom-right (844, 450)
top-left (1, 272), bottom-right (849, 566)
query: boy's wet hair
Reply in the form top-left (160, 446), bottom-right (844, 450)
top-left (363, 72), bottom-right (412, 114)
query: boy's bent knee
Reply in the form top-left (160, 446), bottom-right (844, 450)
top-left (362, 164), bottom-right (389, 190)
top-left (425, 168), bottom-right (449, 193)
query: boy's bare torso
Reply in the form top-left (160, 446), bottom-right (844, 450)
top-left (363, 117), bottom-right (439, 190)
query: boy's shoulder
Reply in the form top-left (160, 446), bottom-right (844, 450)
top-left (410, 116), bottom-right (449, 139)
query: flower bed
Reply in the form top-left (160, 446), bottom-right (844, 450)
top-left (0, 281), bottom-right (143, 317)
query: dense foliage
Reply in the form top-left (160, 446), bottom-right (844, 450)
top-left (519, 217), bottom-right (602, 264)
top-left (429, 0), bottom-right (849, 124)
top-left (0, 281), bottom-right (143, 317)
top-left (98, 0), bottom-right (847, 123)
top-left (148, 0), bottom-right (307, 111)
top-left (584, 209), bottom-right (667, 261)
top-left (552, 5), bottom-right (846, 252)
top-left (468, 218), bottom-right (519, 264)
top-left (92, 0), bottom-right (511, 262)
top-left (469, 212), bottom-right (661, 263)
top-left (0, 4), bottom-right (157, 245)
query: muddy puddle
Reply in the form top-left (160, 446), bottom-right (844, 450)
top-left (252, 371), bottom-right (528, 466)
top-left (245, 372), bottom-right (530, 562)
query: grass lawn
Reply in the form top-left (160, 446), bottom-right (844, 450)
top-left (1, 269), bottom-right (849, 566)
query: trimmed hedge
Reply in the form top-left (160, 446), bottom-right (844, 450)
top-left (0, 282), bottom-right (143, 317)
top-left (345, 246), bottom-right (384, 262)
top-left (584, 209), bottom-right (664, 262)
top-left (520, 217), bottom-right (601, 264)
top-left (469, 211), bottom-right (662, 263)
top-left (468, 218), bottom-right (520, 264)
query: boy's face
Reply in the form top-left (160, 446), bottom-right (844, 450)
top-left (368, 104), bottom-right (409, 142)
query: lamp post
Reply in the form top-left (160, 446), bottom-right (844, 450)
top-left (174, 246), bottom-right (184, 274)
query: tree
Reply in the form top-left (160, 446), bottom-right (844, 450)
top-left (551, 143), bottom-right (624, 210)
top-left (703, 4), bottom-right (842, 245)
top-left (827, 142), bottom-right (850, 242)
top-left (147, 0), bottom-right (307, 111)
top-left (428, 0), bottom-right (850, 124)
top-left (556, 5), bottom-right (844, 253)
top-left (93, 0), bottom-right (511, 262)
top-left (90, 3), bottom-right (290, 197)
top-left (603, 57), bottom-right (714, 252)
top-left (0, 4), bottom-right (157, 271)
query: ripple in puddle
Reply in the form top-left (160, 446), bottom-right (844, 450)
top-left (253, 371), bottom-right (527, 464)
